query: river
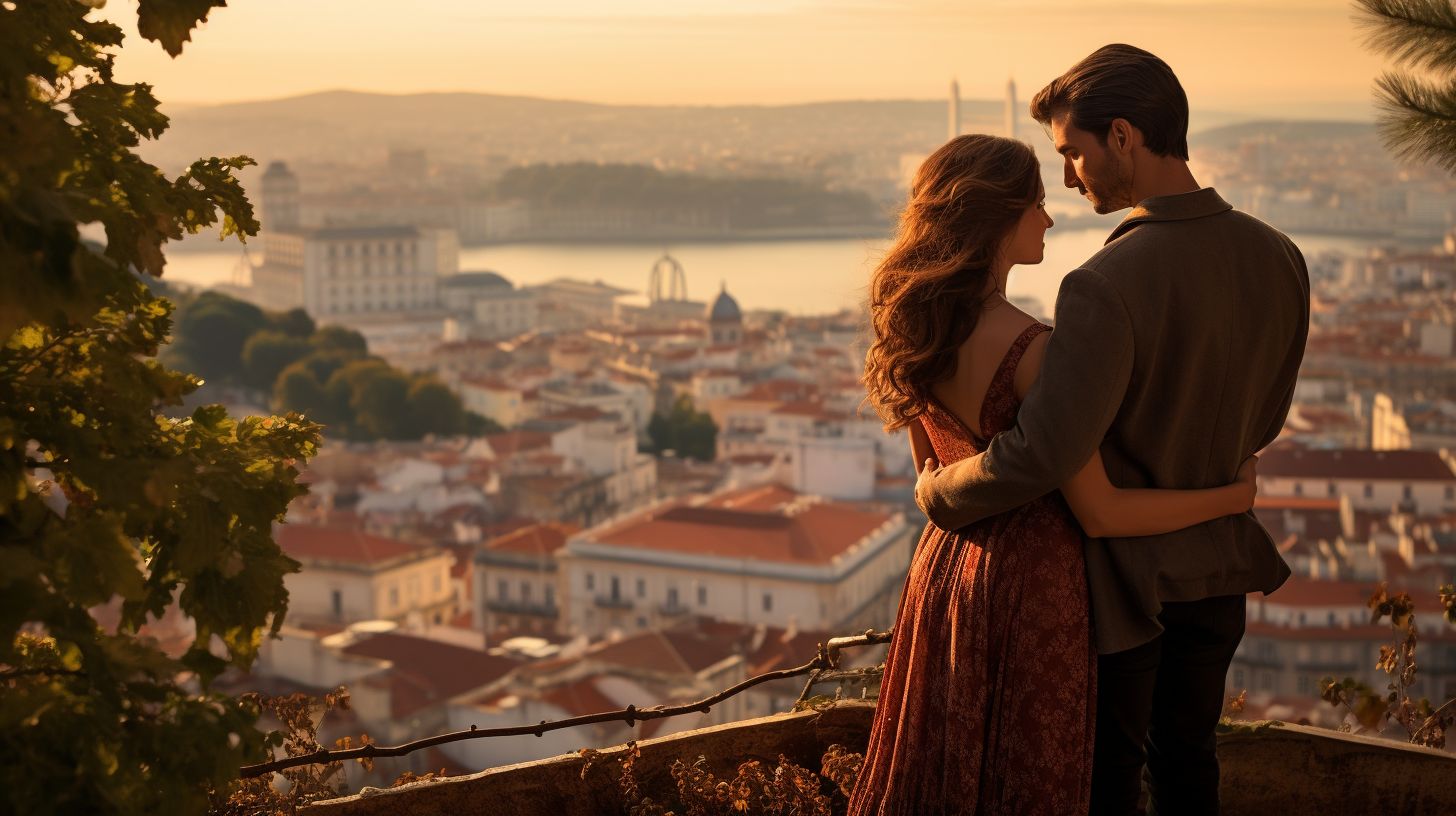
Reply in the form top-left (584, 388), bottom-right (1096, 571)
top-left (159, 229), bottom-right (1412, 318)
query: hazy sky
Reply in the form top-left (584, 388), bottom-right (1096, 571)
top-left (105, 0), bottom-right (1384, 117)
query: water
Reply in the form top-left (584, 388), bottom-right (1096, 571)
top-left (159, 229), bottom-right (1414, 317)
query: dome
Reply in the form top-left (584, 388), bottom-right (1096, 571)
top-left (707, 283), bottom-right (742, 323)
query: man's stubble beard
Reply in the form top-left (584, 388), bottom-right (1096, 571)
top-left (1086, 158), bottom-right (1134, 215)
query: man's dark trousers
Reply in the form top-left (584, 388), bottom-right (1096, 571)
top-left (1089, 594), bottom-right (1247, 816)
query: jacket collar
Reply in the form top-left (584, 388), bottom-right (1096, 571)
top-left (1106, 187), bottom-right (1233, 244)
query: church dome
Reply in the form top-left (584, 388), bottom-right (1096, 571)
top-left (708, 284), bottom-right (742, 323)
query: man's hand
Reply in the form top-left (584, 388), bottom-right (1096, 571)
top-left (914, 456), bottom-right (940, 524)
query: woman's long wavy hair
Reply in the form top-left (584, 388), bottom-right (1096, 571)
top-left (863, 134), bottom-right (1042, 431)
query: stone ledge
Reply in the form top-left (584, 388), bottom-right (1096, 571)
top-left (302, 702), bottom-right (1456, 816)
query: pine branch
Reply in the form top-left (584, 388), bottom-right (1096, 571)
top-left (1373, 70), bottom-right (1456, 173)
top-left (1355, 0), bottom-right (1456, 74)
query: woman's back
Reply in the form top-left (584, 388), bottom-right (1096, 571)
top-left (923, 303), bottom-right (1049, 453)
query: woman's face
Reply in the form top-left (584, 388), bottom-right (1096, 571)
top-left (1002, 183), bottom-right (1054, 267)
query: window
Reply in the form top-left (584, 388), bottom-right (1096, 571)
top-left (1327, 482), bottom-right (1337, 497)
top-left (1293, 483), bottom-right (1303, 497)
top-left (545, 585), bottom-right (555, 606)
top-left (762, 593), bottom-right (773, 612)
top-left (697, 585), bottom-right (707, 606)
top-left (585, 572), bottom-right (595, 591)
top-left (1445, 486), bottom-right (1454, 500)
top-left (1363, 483), bottom-right (1374, 498)
top-left (610, 575), bottom-right (621, 601)
top-left (1296, 675), bottom-right (1312, 695)
top-left (497, 579), bottom-right (508, 601)
top-left (667, 587), bottom-right (679, 608)
top-left (1231, 668), bottom-right (1246, 690)
top-left (331, 590), bottom-right (343, 619)
top-left (636, 578), bottom-right (646, 598)
top-left (522, 581), bottom-right (531, 601)
top-left (388, 586), bottom-right (399, 608)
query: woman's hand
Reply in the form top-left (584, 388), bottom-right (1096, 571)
top-left (1234, 454), bottom-right (1259, 512)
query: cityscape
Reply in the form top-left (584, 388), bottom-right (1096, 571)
top-left (126, 75), bottom-right (1456, 788)
top-left (10, 1), bottom-right (1456, 813)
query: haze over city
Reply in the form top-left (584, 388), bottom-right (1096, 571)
top-left (109, 0), bottom-right (1379, 119)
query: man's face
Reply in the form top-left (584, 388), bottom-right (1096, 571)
top-left (1050, 113), bottom-right (1133, 214)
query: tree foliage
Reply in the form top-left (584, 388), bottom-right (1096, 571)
top-left (0, 2), bottom-right (322, 814)
top-left (1356, 0), bottom-right (1456, 173)
top-left (493, 163), bottom-right (883, 228)
top-left (647, 395), bottom-right (719, 461)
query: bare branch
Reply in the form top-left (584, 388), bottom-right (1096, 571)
top-left (238, 628), bottom-right (892, 779)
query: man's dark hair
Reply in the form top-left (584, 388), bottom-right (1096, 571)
top-left (1029, 44), bottom-right (1190, 160)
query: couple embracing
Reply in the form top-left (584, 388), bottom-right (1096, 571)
top-left (848, 45), bottom-right (1309, 815)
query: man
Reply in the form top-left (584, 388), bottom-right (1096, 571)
top-left (914, 44), bottom-right (1308, 815)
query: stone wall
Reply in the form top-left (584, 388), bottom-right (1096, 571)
top-left (302, 702), bottom-right (1456, 816)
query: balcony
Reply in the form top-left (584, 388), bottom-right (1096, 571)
top-left (485, 598), bottom-right (558, 617)
top-left (593, 594), bottom-right (635, 610)
top-left (657, 601), bottom-right (692, 618)
top-left (299, 702), bottom-right (1456, 815)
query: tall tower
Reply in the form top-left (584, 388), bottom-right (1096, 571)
top-left (949, 78), bottom-right (961, 141)
top-left (260, 161), bottom-right (300, 232)
top-left (1004, 78), bottom-right (1018, 141)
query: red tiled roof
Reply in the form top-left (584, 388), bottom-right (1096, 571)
top-left (585, 486), bottom-right (889, 566)
top-left (538, 406), bottom-right (611, 422)
top-left (589, 621), bottom-right (834, 679)
top-left (1254, 496), bottom-right (1341, 511)
top-left (484, 431), bottom-right (554, 457)
top-left (1261, 577), bottom-right (1377, 609)
top-left (487, 522), bottom-right (579, 557)
top-left (590, 631), bottom-right (697, 675)
top-left (1261, 577), bottom-right (1448, 615)
top-left (1259, 447), bottom-right (1456, 482)
top-left (341, 633), bottom-right (520, 718)
top-left (540, 677), bottom-right (619, 717)
top-left (276, 524), bottom-right (429, 566)
top-left (771, 401), bottom-right (845, 421)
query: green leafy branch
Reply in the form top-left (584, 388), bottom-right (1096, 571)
top-left (1356, 0), bottom-right (1456, 173)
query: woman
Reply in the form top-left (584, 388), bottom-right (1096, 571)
top-left (847, 134), bottom-right (1256, 815)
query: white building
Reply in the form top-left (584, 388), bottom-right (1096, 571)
top-left (474, 522), bottom-right (577, 636)
top-left (537, 378), bottom-right (654, 436)
top-left (529, 278), bottom-right (633, 330)
top-left (275, 523), bottom-right (456, 626)
top-left (555, 484), bottom-right (913, 640)
top-left (438, 271), bottom-right (540, 340)
top-left (252, 161), bottom-right (459, 321)
top-left (458, 377), bottom-right (532, 429)
top-left (1258, 445), bottom-right (1456, 515)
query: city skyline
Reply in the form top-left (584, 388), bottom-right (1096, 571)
top-left (108, 0), bottom-right (1382, 119)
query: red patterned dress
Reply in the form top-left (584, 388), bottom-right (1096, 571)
top-left (847, 323), bottom-right (1096, 815)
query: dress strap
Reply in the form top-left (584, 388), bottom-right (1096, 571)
top-left (977, 322), bottom-right (1051, 435)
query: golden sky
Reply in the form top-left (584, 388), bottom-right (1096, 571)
top-left (106, 0), bottom-right (1384, 117)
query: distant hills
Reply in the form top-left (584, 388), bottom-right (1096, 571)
top-left (146, 90), bottom-right (1341, 179)
top-left (146, 89), bottom-right (1005, 176)
top-left (1196, 119), bottom-right (1376, 148)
